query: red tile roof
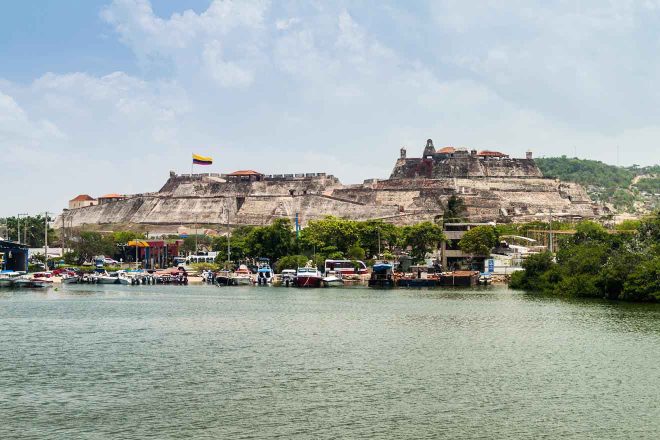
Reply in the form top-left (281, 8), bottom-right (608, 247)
top-left (437, 147), bottom-right (456, 154)
top-left (227, 170), bottom-right (263, 176)
top-left (98, 193), bottom-right (125, 199)
top-left (70, 194), bottom-right (95, 202)
top-left (477, 150), bottom-right (508, 157)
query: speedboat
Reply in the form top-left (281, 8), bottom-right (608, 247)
top-left (231, 265), bottom-right (253, 285)
top-left (12, 275), bottom-right (52, 288)
top-left (293, 266), bottom-right (323, 288)
top-left (322, 274), bottom-right (344, 287)
top-left (215, 270), bottom-right (232, 286)
top-left (61, 274), bottom-right (80, 284)
top-left (280, 269), bottom-right (296, 287)
top-left (0, 271), bottom-right (22, 288)
top-left (256, 264), bottom-right (274, 285)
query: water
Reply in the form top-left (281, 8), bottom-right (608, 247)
top-left (1, 285), bottom-right (659, 439)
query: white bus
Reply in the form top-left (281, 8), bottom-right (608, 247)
top-left (323, 259), bottom-right (368, 277)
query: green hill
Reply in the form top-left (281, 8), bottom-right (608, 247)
top-left (535, 156), bottom-right (659, 212)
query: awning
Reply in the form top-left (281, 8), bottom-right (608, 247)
top-left (128, 240), bottom-right (150, 247)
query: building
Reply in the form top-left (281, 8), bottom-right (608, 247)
top-left (98, 193), bottom-right (126, 205)
top-left (0, 240), bottom-right (29, 272)
top-left (225, 170), bottom-right (264, 182)
top-left (440, 222), bottom-right (495, 270)
top-left (69, 194), bottom-right (97, 210)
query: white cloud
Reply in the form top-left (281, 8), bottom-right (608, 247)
top-left (275, 17), bottom-right (300, 30)
top-left (2, 0), bottom-right (660, 216)
top-left (101, 0), bottom-right (268, 88)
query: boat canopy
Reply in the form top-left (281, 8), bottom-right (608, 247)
top-left (372, 263), bottom-right (393, 273)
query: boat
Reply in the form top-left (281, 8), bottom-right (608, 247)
top-left (61, 274), bottom-right (80, 284)
top-left (279, 269), bottom-right (296, 287)
top-left (116, 271), bottom-right (131, 285)
top-left (293, 266), bottom-right (323, 288)
top-left (368, 263), bottom-right (395, 288)
top-left (12, 276), bottom-right (52, 288)
top-left (322, 274), bottom-right (344, 287)
top-left (231, 265), bottom-right (253, 285)
top-left (96, 272), bottom-right (119, 284)
top-left (0, 271), bottom-right (22, 288)
top-left (437, 271), bottom-right (479, 287)
top-left (256, 263), bottom-right (274, 285)
top-left (215, 270), bottom-right (233, 286)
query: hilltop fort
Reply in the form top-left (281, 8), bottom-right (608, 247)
top-left (59, 139), bottom-right (610, 231)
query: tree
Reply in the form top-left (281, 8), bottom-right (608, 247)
top-left (212, 226), bottom-right (254, 263)
top-left (347, 245), bottom-right (366, 260)
top-left (401, 222), bottom-right (445, 262)
top-left (299, 216), bottom-right (359, 256)
top-left (75, 231), bottom-right (114, 264)
top-left (443, 195), bottom-right (467, 224)
top-left (0, 215), bottom-right (56, 247)
top-left (245, 218), bottom-right (295, 262)
top-left (355, 220), bottom-right (399, 258)
top-left (275, 255), bottom-right (309, 273)
top-left (622, 257), bottom-right (660, 301)
top-left (458, 225), bottom-right (498, 256)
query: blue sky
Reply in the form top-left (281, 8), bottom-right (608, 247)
top-left (1, 0), bottom-right (659, 216)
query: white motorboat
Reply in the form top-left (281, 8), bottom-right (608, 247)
top-left (294, 266), bottom-right (323, 288)
top-left (322, 275), bottom-right (344, 287)
top-left (231, 265), bottom-right (253, 285)
top-left (61, 274), bottom-right (80, 284)
top-left (0, 271), bottom-right (21, 287)
top-left (279, 269), bottom-right (296, 287)
top-left (256, 263), bottom-right (274, 285)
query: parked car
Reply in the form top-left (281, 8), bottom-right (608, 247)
top-left (104, 257), bottom-right (120, 265)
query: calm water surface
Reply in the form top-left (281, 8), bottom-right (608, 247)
top-left (1, 285), bottom-right (659, 439)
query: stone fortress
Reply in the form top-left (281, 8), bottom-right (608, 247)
top-left (59, 139), bottom-right (610, 231)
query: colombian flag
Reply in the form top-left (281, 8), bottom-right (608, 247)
top-left (192, 154), bottom-right (213, 165)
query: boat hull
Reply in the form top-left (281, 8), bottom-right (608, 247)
top-left (293, 276), bottom-right (323, 288)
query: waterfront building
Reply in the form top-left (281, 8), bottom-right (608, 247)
top-left (0, 240), bottom-right (29, 272)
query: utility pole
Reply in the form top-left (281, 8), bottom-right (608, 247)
top-left (377, 226), bottom-right (381, 257)
top-left (195, 219), bottom-right (198, 256)
top-left (548, 211), bottom-right (553, 254)
top-left (61, 213), bottom-right (66, 255)
top-left (227, 231), bottom-right (231, 266)
top-left (44, 212), bottom-right (53, 268)
top-left (17, 213), bottom-right (28, 244)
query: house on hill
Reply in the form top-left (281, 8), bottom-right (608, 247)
top-left (68, 194), bottom-right (97, 210)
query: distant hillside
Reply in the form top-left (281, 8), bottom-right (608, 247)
top-left (536, 156), bottom-right (659, 212)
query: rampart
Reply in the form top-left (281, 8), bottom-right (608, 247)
top-left (57, 139), bottom-right (610, 230)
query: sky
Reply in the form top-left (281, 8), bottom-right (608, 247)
top-left (1, 0), bottom-right (660, 217)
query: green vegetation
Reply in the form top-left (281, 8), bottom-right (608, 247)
top-left (634, 176), bottom-right (660, 194)
top-left (459, 225), bottom-right (498, 257)
top-left (61, 230), bottom-right (146, 265)
top-left (443, 195), bottom-right (467, 223)
top-left (400, 222), bottom-right (446, 262)
top-left (510, 213), bottom-right (660, 302)
top-left (207, 216), bottom-right (446, 268)
top-left (535, 156), bottom-right (659, 211)
top-left (0, 215), bottom-right (55, 247)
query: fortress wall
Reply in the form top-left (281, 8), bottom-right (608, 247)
top-left (58, 152), bottom-right (609, 230)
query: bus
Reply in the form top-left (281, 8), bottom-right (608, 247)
top-left (323, 259), bottom-right (368, 277)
